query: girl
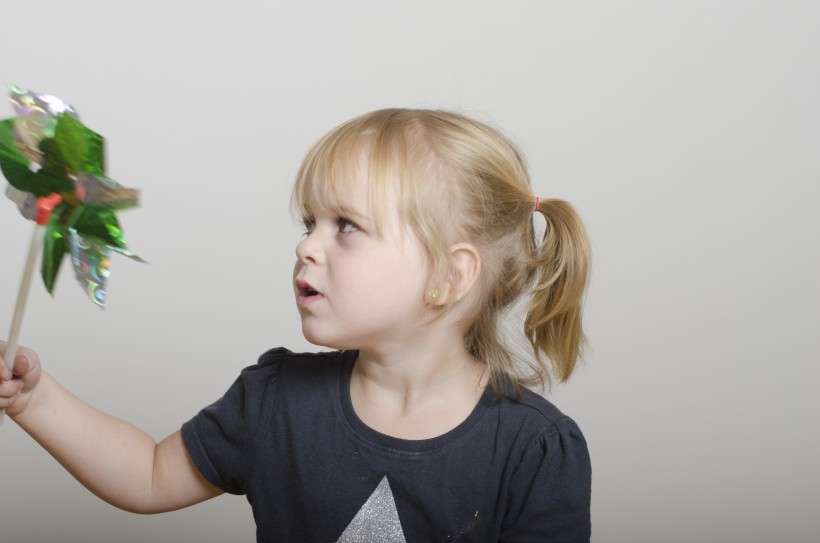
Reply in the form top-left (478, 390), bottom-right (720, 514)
top-left (0, 109), bottom-right (592, 541)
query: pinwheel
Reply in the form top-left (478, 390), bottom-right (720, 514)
top-left (0, 86), bottom-right (142, 421)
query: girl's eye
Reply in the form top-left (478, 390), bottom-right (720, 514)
top-left (337, 218), bottom-right (359, 234)
top-left (301, 218), bottom-right (315, 236)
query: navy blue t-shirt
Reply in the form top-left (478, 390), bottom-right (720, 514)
top-left (181, 348), bottom-right (591, 542)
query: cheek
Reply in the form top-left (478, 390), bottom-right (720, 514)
top-left (374, 255), bottom-right (428, 298)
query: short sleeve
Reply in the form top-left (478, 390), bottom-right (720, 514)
top-left (181, 348), bottom-right (285, 495)
top-left (500, 416), bottom-right (592, 542)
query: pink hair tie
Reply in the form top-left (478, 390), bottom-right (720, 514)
top-left (534, 197), bottom-right (540, 212)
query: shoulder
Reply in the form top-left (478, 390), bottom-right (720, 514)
top-left (193, 347), bottom-right (351, 419)
top-left (494, 386), bottom-right (587, 447)
top-left (493, 387), bottom-right (590, 505)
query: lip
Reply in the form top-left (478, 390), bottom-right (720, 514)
top-left (295, 278), bottom-right (324, 306)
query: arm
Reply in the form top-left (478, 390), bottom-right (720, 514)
top-left (1, 343), bottom-right (223, 514)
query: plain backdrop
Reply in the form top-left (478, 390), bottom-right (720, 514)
top-left (1, 1), bottom-right (818, 542)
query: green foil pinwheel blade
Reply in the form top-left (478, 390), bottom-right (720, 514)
top-left (0, 119), bottom-right (34, 191)
top-left (27, 140), bottom-right (75, 196)
top-left (42, 210), bottom-right (70, 294)
top-left (72, 207), bottom-right (128, 250)
top-left (54, 114), bottom-right (105, 175)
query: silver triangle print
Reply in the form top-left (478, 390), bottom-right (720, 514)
top-left (337, 476), bottom-right (407, 542)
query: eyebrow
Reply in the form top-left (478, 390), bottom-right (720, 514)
top-left (329, 203), bottom-right (368, 221)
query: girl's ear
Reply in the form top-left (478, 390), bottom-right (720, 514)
top-left (434, 243), bottom-right (481, 305)
top-left (424, 243), bottom-right (481, 306)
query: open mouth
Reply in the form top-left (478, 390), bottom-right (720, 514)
top-left (296, 279), bottom-right (322, 301)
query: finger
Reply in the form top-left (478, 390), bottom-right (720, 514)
top-left (0, 387), bottom-right (23, 409)
top-left (0, 394), bottom-right (19, 410)
top-left (0, 377), bottom-right (22, 401)
top-left (11, 352), bottom-right (32, 377)
top-left (0, 376), bottom-right (22, 394)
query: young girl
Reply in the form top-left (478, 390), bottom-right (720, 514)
top-left (0, 109), bottom-right (592, 541)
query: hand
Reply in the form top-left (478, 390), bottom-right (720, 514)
top-left (0, 341), bottom-right (42, 418)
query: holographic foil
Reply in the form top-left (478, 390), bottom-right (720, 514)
top-left (69, 228), bottom-right (112, 308)
top-left (8, 85), bottom-right (78, 164)
top-left (75, 172), bottom-right (139, 209)
top-left (5, 184), bottom-right (37, 220)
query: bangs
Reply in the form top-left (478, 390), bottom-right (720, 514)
top-left (291, 110), bottom-right (431, 237)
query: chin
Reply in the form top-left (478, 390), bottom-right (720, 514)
top-left (301, 327), bottom-right (342, 350)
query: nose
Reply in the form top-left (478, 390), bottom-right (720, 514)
top-left (295, 230), bottom-right (322, 265)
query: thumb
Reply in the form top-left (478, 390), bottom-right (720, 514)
top-left (8, 345), bottom-right (42, 391)
top-left (12, 351), bottom-right (33, 377)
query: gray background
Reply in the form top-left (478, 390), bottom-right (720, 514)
top-left (1, 1), bottom-right (818, 542)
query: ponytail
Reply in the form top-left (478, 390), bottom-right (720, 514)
top-left (524, 198), bottom-right (590, 382)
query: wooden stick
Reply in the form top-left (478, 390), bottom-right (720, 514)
top-left (1, 223), bottom-right (45, 424)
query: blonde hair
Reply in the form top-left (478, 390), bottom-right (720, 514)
top-left (292, 109), bottom-right (590, 395)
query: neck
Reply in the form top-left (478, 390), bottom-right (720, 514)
top-left (356, 333), bottom-right (483, 390)
top-left (348, 334), bottom-right (488, 439)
